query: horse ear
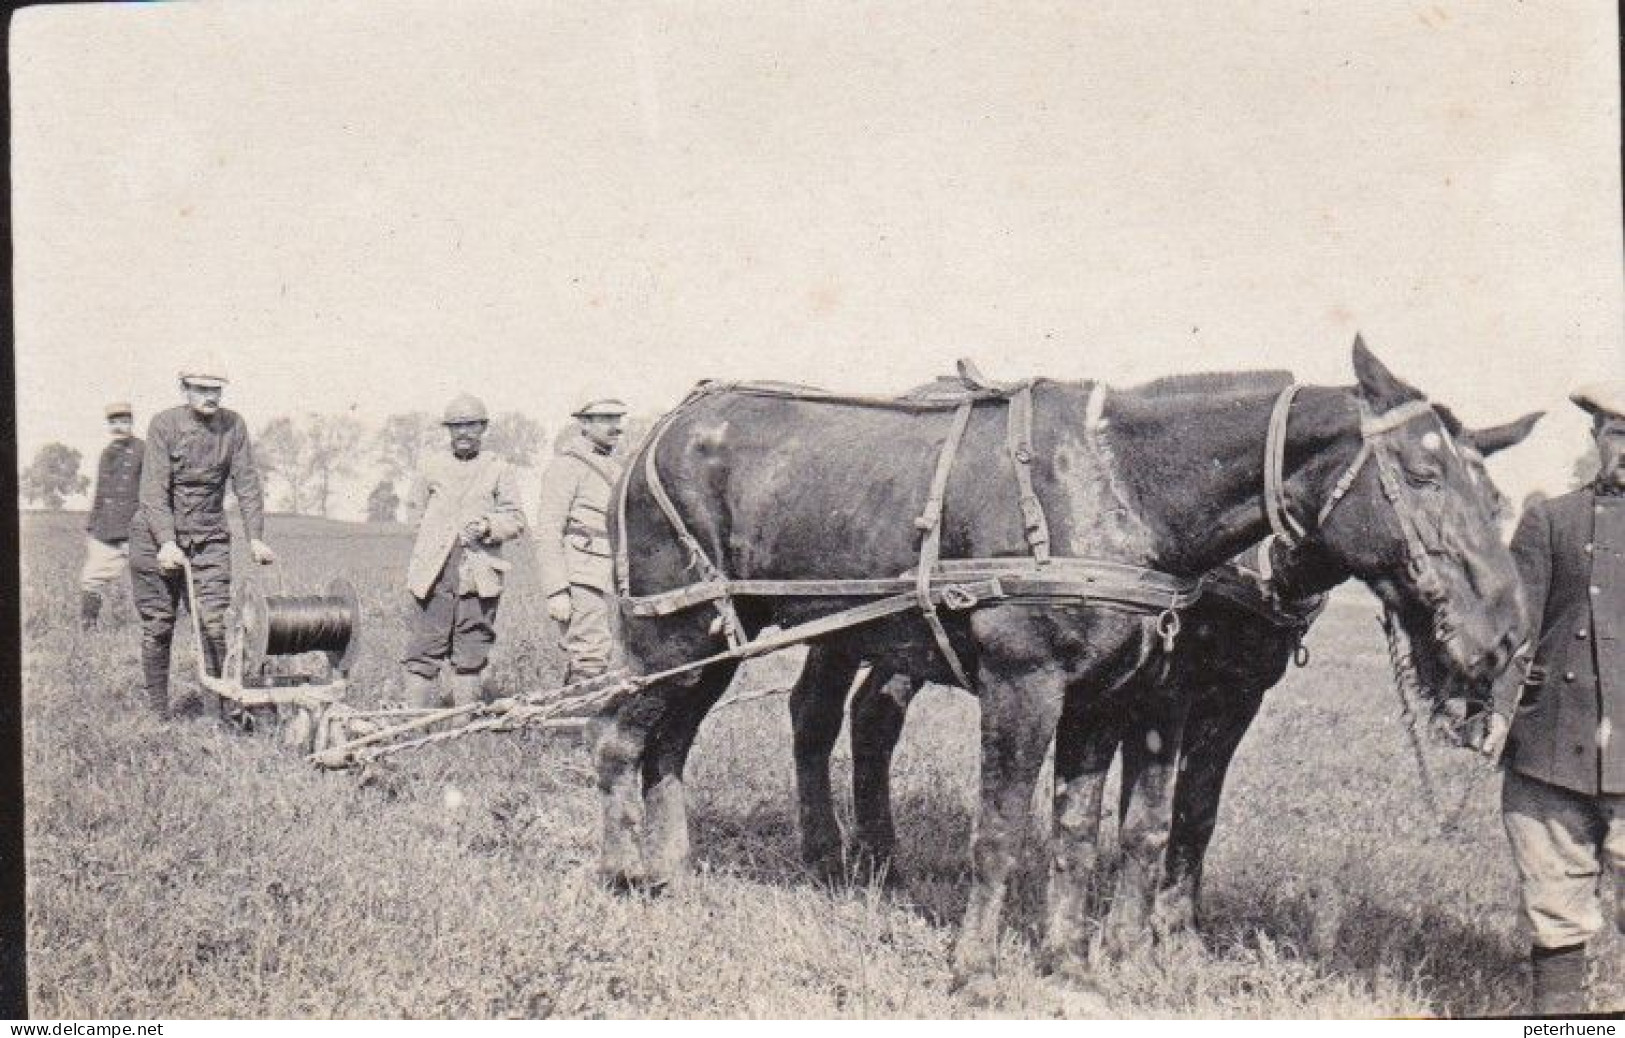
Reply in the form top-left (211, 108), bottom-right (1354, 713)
top-left (1463, 411), bottom-right (1545, 456)
top-left (1351, 334), bottom-right (1422, 410)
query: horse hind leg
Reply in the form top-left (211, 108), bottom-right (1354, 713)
top-left (1103, 707), bottom-right (1188, 957)
top-left (640, 660), bottom-right (741, 889)
top-left (789, 648), bottom-right (864, 881)
top-left (850, 670), bottom-right (922, 885)
top-left (1041, 700), bottom-right (1123, 982)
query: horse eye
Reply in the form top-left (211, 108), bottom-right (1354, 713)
top-left (1404, 467), bottom-right (1443, 488)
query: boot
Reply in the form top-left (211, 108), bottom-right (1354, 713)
top-left (79, 591), bottom-right (102, 631)
top-left (448, 671), bottom-right (484, 708)
top-left (141, 642), bottom-right (172, 718)
top-left (404, 670), bottom-right (442, 710)
top-left (1531, 943), bottom-right (1588, 1016)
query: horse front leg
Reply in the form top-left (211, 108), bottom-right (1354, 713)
top-left (850, 670), bottom-right (923, 882)
top-left (1104, 704), bottom-right (1189, 955)
top-left (1163, 680), bottom-right (1267, 934)
top-left (789, 647), bottom-right (864, 880)
top-left (951, 663), bottom-right (1065, 996)
top-left (589, 685), bottom-right (668, 890)
top-left (1041, 701), bottom-right (1123, 982)
top-left (641, 661), bottom-right (741, 889)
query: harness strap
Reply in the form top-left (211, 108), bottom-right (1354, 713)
top-left (636, 409), bottom-right (745, 648)
top-left (1007, 383), bottom-right (1052, 564)
top-left (915, 401), bottom-right (977, 687)
top-left (1264, 384), bottom-right (1311, 545)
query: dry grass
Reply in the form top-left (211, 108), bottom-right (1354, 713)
top-left (20, 510), bottom-right (1618, 1017)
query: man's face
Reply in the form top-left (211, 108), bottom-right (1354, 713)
top-left (581, 415), bottom-right (624, 451)
top-left (182, 381), bottom-right (224, 417)
top-left (447, 420), bottom-right (487, 458)
top-left (1595, 417), bottom-right (1625, 486)
top-left (107, 415), bottom-right (133, 439)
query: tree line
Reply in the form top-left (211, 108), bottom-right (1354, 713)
top-left (20, 411), bottom-right (654, 521)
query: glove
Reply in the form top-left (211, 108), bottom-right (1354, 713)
top-left (546, 591), bottom-right (572, 624)
top-left (250, 539), bottom-right (277, 565)
top-left (156, 541), bottom-right (187, 571)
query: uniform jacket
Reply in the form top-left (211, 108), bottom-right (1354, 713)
top-left (405, 452), bottom-right (527, 600)
top-left (534, 440), bottom-right (622, 596)
top-left (1495, 484), bottom-right (1625, 794)
top-left (86, 436), bottom-right (145, 544)
top-left (133, 406), bottom-right (264, 549)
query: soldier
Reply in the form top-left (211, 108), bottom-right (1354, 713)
top-left (130, 357), bottom-right (274, 717)
top-left (400, 393), bottom-right (528, 709)
top-left (1480, 379), bottom-right (1625, 1015)
top-left (79, 402), bottom-right (144, 630)
top-left (535, 399), bottom-right (626, 684)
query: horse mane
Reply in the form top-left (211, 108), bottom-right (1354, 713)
top-left (1128, 370), bottom-right (1295, 398)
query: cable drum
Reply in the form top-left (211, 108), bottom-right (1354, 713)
top-left (240, 578), bottom-right (361, 677)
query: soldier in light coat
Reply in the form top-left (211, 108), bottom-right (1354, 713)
top-left (80, 401), bottom-right (144, 629)
top-left (535, 399), bottom-right (626, 684)
top-left (1481, 379), bottom-right (1625, 1014)
top-left (400, 393), bottom-right (528, 709)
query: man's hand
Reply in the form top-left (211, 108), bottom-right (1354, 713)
top-left (547, 591), bottom-right (572, 624)
top-left (156, 541), bottom-right (187, 572)
top-left (1469, 711), bottom-right (1511, 759)
top-left (250, 539), bottom-right (277, 565)
top-left (461, 517), bottom-right (491, 546)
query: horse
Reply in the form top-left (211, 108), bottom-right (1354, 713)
top-left (598, 336), bottom-right (1525, 991)
top-left (788, 409), bottom-right (1542, 957)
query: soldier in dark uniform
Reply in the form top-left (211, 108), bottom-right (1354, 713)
top-left (79, 402), bottom-right (144, 629)
top-left (1481, 379), bottom-right (1625, 1014)
top-left (129, 357), bottom-right (275, 717)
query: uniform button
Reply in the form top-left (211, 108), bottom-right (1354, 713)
top-left (1565, 671), bottom-right (1577, 682)
top-left (1593, 586), bottom-right (1602, 595)
top-left (1578, 629), bottom-right (1589, 640)
top-left (1575, 745), bottom-right (1586, 755)
top-left (1585, 543), bottom-right (1595, 553)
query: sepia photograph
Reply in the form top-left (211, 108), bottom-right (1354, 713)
top-left (7, 0), bottom-right (1623, 1020)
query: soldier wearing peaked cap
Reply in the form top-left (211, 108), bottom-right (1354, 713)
top-left (399, 393), bottom-right (528, 710)
top-left (535, 398), bottom-right (627, 684)
top-left (129, 355), bottom-right (275, 717)
top-left (1479, 379), bottom-right (1625, 1014)
top-left (78, 401), bottom-right (144, 630)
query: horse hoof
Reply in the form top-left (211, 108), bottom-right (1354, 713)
top-left (1038, 948), bottom-right (1102, 994)
top-left (600, 870), bottom-right (644, 895)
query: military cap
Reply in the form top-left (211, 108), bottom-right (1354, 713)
top-left (572, 398), bottom-right (629, 419)
top-left (178, 351), bottom-right (229, 387)
top-left (104, 401), bottom-right (133, 419)
top-left (1570, 380), bottom-right (1625, 423)
top-left (442, 392), bottom-right (490, 425)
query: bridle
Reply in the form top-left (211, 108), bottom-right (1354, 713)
top-left (1263, 384), bottom-right (1459, 650)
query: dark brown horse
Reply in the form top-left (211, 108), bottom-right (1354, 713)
top-left (599, 338), bottom-right (1524, 992)
top-left (790, 410), bottom-right (1542, 959)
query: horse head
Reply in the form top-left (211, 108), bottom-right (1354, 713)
top-left (1298, 337), bottom-right (1530, 702)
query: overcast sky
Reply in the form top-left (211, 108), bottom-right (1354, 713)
top-left (11, 1), bottom-right (1622, 517)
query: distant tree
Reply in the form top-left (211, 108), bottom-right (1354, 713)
top-left (256, 413), bottom-right (365, 517)
top-left (376, 412), bottom-right (439, 482)
top-left (485, 412), bottom-right (548, 467)
top-left (256, 416), bottom-right (311, 513)
top-left (20, 443), bottom-right (88, 509)
top-left (303, 414), bottom-right (365, 518)
top-left (365, 480), bottom-right (401, 523)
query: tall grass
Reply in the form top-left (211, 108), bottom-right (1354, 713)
top-left (20, 511), bottom-right (1617, 1016)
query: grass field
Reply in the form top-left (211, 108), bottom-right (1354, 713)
top-left (18, 509), bottom-right (1619, 1018)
